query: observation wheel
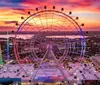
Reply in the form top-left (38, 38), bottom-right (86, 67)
top-left (14, 6), bottom-right (86, 84)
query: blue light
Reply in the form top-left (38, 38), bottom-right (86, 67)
top-left (7, 32), bottom-right (10, 61)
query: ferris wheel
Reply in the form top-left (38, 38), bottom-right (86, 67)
top-left (14, 6), bottom-right (86, 84)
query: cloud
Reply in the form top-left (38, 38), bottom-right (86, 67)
top-left (0, 0), bottom-right (100, 12)
top-left (0, 0), bottom-right (25, 8)
top-left (53, 0), bottom-right (100, 8)
top-left (5, 21), bottom-right (18, 24)
top-left (0, 0), bottom-right (100, 31)
top-left (0, 26), bottom-right (17, 31)
top-left (8, 0), bottom-right (24, 3)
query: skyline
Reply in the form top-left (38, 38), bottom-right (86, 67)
top-left (0, 0), bottom-right (100, 31)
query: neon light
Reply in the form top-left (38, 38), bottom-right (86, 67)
top-left (0, 44), bottom-right (3, 64)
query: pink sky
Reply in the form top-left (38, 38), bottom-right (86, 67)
top-left (0, 0), bottom-right (100, 31)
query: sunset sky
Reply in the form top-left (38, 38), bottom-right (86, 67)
top-left (0, 0), bottom-right (100, 31)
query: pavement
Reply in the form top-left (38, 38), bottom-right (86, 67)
top-left (0, 62), bottom-right (100, 82)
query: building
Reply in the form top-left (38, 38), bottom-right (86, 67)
top-left (90, 56), bottom-right (100, 71)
